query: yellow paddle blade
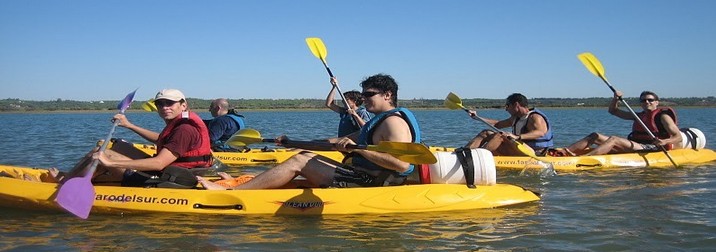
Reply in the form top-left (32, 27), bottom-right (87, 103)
top-left (513, 140), bottom-right (555, 165)
top-left (368, 142), bottom-right (437, 164)
top-left (514, 141), bottom-right (537, 158)
top-left (444, 92), bottom-right (465, 110)
top-left (226, 128), bottom-right (263, 147)
top-left (577, 52), bottom-right (607, 81)
top-left (141, 99), bottom-right (157, 112)
top-left (305, 37), bottom-right (328, 61)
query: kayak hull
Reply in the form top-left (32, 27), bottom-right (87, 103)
top-left (0, 165), bottom-right (539, 216)
top-left (134, 142), bottom-right (716, 171)
top-left (489, 148), bottom-right (716, 171)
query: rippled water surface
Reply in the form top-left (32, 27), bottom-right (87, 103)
top-left (1, 108), bottom-right (715, 251)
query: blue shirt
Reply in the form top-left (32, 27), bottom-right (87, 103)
top-left (337, 106), bottom-right (373, 137)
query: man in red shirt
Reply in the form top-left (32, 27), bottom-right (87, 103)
top-left (63, 89), bottom-right (213, 187)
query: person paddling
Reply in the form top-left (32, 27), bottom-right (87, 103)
top-left (325, 77), bottom-right (373, 137)
top-left (560, 90), bottom-right (681, 156)
top-left (59, 89), bottom-right (213, 188)
top-left (198, 74), bottom-right (421, 189)
top-left (464, 93), bottom-right (554, 156)
top-left (205, 98), bottom-right (246, 151)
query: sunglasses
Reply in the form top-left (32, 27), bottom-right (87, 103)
top-left (361, 91), bottom-right (382, 98)
top-left (640, 98), bottom-right (657, 103)
top-left (154, 99), bottom-right (179, 107)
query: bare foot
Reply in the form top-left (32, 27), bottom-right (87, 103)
top-left (23, 174), bottom-right (39, 182)
top-left (196, 176), bottom-right (228, 190)
top-left (0, 171), bottom-right (14, 178)
top-left (48, 167), bottom-right (65, 182)
top-left (217, 172), bottom-right (233, 180)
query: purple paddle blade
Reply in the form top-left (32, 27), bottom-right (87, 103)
top-left (117, 89), bottom-right (137, 113)
top-left (55, 175), bottom-right (95, 219)
top-left (55, 88), bottom-right (137, 219)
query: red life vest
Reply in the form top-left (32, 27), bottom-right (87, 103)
top-left (628, 107), bottom-right (678, 149)
top-left (156, 111), bottom-right (213, 168)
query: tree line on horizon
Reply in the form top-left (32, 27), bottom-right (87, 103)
top-left (1, 96), bottom-right (715, 112)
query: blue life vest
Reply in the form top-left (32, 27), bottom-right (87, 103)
top-left (351, 107), bottom-right (421, 176)
top-left (512, 108), bottom-right (554, 149)
top-left (213, 112), bottom-right (245, 151)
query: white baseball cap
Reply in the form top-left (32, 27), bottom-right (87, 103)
top-left (155, 89), bottom-right (186, 101)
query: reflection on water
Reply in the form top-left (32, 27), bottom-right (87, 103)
top-left (0, 204), bottom-right (539, 251)
top-left (1, 108), bottom-right (716, 250)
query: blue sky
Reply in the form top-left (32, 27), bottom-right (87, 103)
top-left (1, 0), bottom-right (714, 101)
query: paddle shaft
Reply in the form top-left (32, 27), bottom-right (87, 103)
top-left (319, 56), bottom-right (353, 114)
top-left (260, 138), bottom-right (371, 152)
top-left (460, 107), bottom-right (504, 133)
top-left (597, 76), bottom-right (679, 167)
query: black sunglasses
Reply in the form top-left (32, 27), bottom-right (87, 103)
top-left (154, 99), bottom-right (179, 107)
top-left (361, 91), bottom-right (382, 98)
top-left (640, 98), bottom-right (657, 103)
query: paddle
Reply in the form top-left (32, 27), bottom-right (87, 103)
top-left (142, 98), bottom-right (157, 112)
top-left (55, 89), bottom-right (137, 219)
top-left (226, 129), bottom-right (437, 164)
top-left (577, 52), bottom-right (678, 167)
top-left (305, 37), bottom-right (353, 110)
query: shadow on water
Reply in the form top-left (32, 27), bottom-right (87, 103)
top-left (0, 202), bottom-right (540, 251)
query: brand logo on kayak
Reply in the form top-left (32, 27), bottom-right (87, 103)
top-left (217, 156), bottom-right (249, 162)
top-left (274, 201), bottom-right (332, 211)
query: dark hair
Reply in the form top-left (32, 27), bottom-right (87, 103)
top-left (640, 91), bottom-right (659, 101)
top-left (506, 93), bottom-right (528, 107)
top-left (360, 74), bottom-right (398, 107)
top-left (343, 91), bottom-right (363, 106)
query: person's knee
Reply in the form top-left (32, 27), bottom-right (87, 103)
top-left (478, 130), bottom-right (495, 138)
top-left (587, 132), bottom-right (602, 140)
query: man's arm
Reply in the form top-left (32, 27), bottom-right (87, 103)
top-left (608, 91), bottom-right (634, 120)
top-left (98, 148), bottom-right (177, 172)
top-left (518, 114), bottom-right (548, 140)
top-left (656, 114), bottom-right (682, 146)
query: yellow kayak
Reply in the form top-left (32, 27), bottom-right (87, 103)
top-left (132, 143), bottom-right (346, 165)
top-left (0, 165), bottom-right (539, 216)
top-left (133, 142), bottom-right (716, 171)
top-left (490, 148), bottom-right (716, 171)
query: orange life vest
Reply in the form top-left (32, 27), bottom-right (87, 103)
top-left (156, 111), bottom-right (213, 168)
top-left (628, 107), bottom-right (678, 149)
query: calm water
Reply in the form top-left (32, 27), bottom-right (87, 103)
top-left (1, 108), bottom-right (715, 251)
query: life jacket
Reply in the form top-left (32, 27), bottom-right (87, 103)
top-left (337, 110), bottom-right (360, 137)
top-left (628, 107), bottom-right (678, 149)
top-left (156, 111), bottom-right (213, 168)
top-left (226, 112), bottom-right (246, 130)
top-left (210, 111), bottom-right (245, 151)
top-left (351, 107), bottom-right (421, 176)
top-left (511, 108), bottom-right (554, 149)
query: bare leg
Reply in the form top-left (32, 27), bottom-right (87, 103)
top-left (586, 136), bottom-right (642, 155)
top-left (198, 152), bottom-right (340, 190)
top-left (565, 132), bottom-right (610, 156)
top-left (465, 130), bottom-right (496, 149)
top-left (480, 132), bottom-right (505, 154)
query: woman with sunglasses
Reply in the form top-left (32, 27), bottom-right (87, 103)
top-left (560, 90), bottom-right (681, 156)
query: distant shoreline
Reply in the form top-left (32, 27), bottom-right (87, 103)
top-left (3, 96), bottom-right (715, 112)
top-left (2, 105), bottom-right (714, 114)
